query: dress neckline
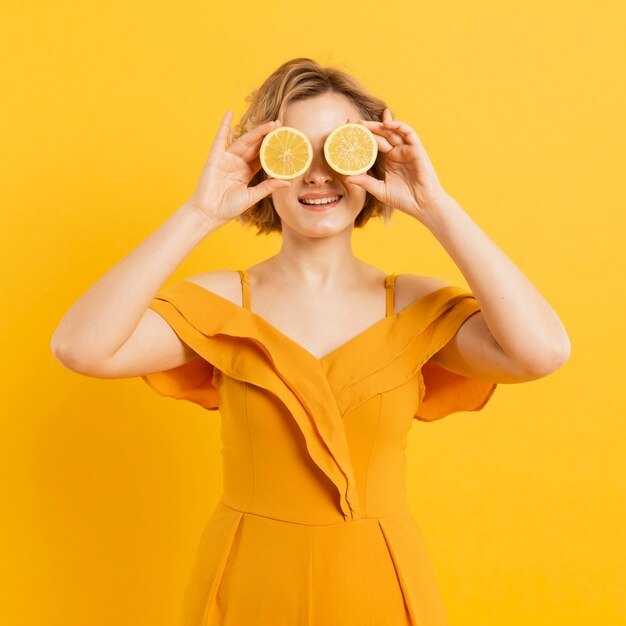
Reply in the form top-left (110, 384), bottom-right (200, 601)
top-left (241, 269), bottom-right (396, 362)
top-left (176, 272), bottom-right (457, 366)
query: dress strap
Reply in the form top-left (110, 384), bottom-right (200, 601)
top-left (237, 269), bottom-right (250, 309)
top-left (239, 269), bottom-right (394, 315)
top-left (385, 274), bottom-right (396, 317)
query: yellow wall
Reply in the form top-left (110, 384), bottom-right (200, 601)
top-left (2, 1), bottom-right (623, 624)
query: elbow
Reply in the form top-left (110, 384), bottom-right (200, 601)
top-left (50, 332), bottom-right (67, 363)
top-left (50, 334), bottom-right (89, 373)
top-left (50, 334), bottom-right (77, 370)
top-left (558, 333), bottom-right (572, 366)
top-left (552, 331), bottom-right (572, 371)
top-left (526, 336), bottom-right (572, 378)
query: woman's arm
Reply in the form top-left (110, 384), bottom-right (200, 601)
top-left (346, 109), bottom-right (570, 383)
top-left (50, 203), bottom-right (222, 368)
top-left (51, 110), bottom-right (290, 374)
top-left (421, 193), bottom-right (571, 383)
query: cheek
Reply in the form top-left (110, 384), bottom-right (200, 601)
top-left (348, 186), bottom-right (368, 207)
top-left (270, 188), bottom-right (291, 206)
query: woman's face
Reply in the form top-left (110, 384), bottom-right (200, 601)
top-left (269, 92), bottom-right (368, 238)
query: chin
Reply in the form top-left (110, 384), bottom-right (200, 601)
top-left (295, 216), bottom-right (360, 238)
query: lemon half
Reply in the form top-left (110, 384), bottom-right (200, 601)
top-left (259, 126), bottom-right (313, 180)
top-left (323, 123), bottom-right (378, 176)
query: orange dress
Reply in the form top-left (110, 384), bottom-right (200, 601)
top-left (142, 270), bottom-right (497, 626)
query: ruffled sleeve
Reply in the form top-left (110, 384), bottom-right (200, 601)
top-left (142, 355), bottom-right (219, 410)
top-left (317, 283), bottom-right (499, 422)
top-left (414, 294), bottom-right (498, 422)
top-left (415, 358), bottom-right (497, 421)
top-left (140, 282), bottom-right (221, 410)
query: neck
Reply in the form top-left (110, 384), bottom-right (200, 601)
top-left (269, 228), bottom-right (363, 288)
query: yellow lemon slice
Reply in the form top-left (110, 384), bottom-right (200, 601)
top-left (259, 126), bottom-right (313, 180)
top-left (324, 123), bottom-right (378, 176)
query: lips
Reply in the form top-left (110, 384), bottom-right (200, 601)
top-left (298, 195), bottom-right (342, 206)
top-left (299, 196), bottom-right (342, 210)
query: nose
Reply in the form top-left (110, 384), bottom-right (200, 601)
top-left (303, 148), bottom-right (335, 185)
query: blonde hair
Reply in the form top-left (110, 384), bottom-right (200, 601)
top-left (227, 57), bottom-right (396, 235)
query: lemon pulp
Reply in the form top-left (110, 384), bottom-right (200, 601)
top-left (324, 123), bottom-right (378, 176)
top-left (260, 127), bottom-right (313, 180)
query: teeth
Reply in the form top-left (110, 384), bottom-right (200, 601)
top-left (300, 196), bottom-right (340, 205)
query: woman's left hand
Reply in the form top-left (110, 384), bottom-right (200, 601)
top-left (344, 108), bottom-right (450, 221)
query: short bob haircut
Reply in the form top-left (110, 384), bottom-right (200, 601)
top-left (226, 57), bottom-right (396, 235)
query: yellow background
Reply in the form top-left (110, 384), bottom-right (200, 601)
top-left (2, 1), bottom-right (624, 624)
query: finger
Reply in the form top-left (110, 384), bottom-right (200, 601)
top-left (230, 119), bottom-right (281, 159)
top-left (380, 119), bottom-right (421, 147)
top-left (212, 109), bottom-right (234, 152)
top-left (370, 132), bottom-right (395, 153)
top-left (356, 118), bottom-right (404, 145)
top-left (343, 173), bottom-right (386, 200)
top-left (248, 177), bottom-right (291, 206)
top-left (360, 114), bottom-right (416, 144)
top-left (233, 120), bottom-right (284, 164)
top-left (364, 122), bottom-right (405, 148)
top-left (381, 121), bottom-right (432, 164)
top-left (346, 115), bottom-right (401, 153)
top-left (248, 153), bottom-right (262, 174)
top-left (376, 125), bottom-right (405, 146)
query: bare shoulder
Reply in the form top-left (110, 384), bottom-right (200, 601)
top-left (393, 273), bottom-right (454, 313)
top-left (183, 269), bottom-right (243, 307)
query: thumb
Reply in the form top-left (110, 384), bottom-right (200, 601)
top-left (344, 174), bottom-right (385, 201)
top-left (248, 178), bottom-right (291, 205)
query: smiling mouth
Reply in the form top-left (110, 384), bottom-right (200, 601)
top-left (298, 195), bottom-right (343, 209)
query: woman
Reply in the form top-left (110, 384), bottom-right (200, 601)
top-left (51, 58), bottom-right (570, 625)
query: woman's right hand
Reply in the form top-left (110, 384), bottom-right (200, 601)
top-left (185, 110), bottom-right (291, 226)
